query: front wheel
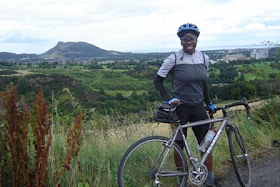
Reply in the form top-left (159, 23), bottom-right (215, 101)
top-left (227, 126), bottom-right (252, 187)
top-left (118, 136), bottom-right (188, 187)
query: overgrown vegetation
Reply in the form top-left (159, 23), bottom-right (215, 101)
top-left (0, 57), bottom-right (279, 123)
top-left (0, 86), bottom-right (29, 186)
top-left (2, 91), bottom-right (278, 186)
top-left (0, 56), bottom-right (280, 185)
top-left (0, 86), bottom-right (83, 187)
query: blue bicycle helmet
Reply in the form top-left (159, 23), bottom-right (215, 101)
top-left (177, 23), bottom-right (200, 38)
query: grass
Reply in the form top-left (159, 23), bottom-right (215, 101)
top-left (39, 97), bottom-right (279, 186)
top-left (48, 120), bottom-right (158, 186)
top-left (2, 97), bottom-right (279, 186)
top-left (1, 72), bottom-right (279, 186)
top-left (236, 61), bottom-right (280, 81)
top-left (105, 90), bottom-right (147, 97)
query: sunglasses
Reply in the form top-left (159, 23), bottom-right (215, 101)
top-left (180, 37), bottom-right (196, 42)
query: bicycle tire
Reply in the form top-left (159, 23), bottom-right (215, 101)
top-left (227, 126), bottom-right (252, 187)
top-left (118, 136), bottom-right (188, 187)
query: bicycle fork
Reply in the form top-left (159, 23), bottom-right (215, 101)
top-left (152, 140), bottom-right (170, 186)
top-left (152, 128), bottom-right (188, 186)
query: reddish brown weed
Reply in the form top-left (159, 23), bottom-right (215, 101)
top-left (56, 113), bottom-right (83, 187)
top-left (30, 86), bottom-right (52, 187)
top-left (0, 86), bottom-right (29, 187)
top-left (0, 85), bottom-right (83, 187)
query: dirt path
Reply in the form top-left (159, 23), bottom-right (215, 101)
top-left (218, 148), bottom-right (280, 187)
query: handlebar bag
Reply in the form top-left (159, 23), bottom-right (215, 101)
top-left (154, 105), bottom-right (179, 123)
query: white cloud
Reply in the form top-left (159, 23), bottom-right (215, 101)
top-left (0, 0), bottom-right (280, 53)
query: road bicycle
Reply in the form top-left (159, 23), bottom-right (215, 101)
top-left (118, 98), bottom-right (252, 187)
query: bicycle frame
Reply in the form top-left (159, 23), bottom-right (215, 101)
top-left (156, 116), bottom-right (232, 179)
top-left (180, 117), bottom-right (230, 165)
top-left (118, 99), bottom-right (251, 187)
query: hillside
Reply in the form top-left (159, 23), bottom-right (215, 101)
top-left (1, 41), bottom-right (277, 62)
top-left (40, 41), bottom-right (122, 58)
top-left (0, 52), bottom-right (37, 60)
top-left (0, 58), bottom-right (279, 118)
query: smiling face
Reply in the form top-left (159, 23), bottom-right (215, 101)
top-left (180, 32), bottom-right (198, 55)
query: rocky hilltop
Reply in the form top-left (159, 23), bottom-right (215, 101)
top-left (0, 41), bottom-right (276, 62)
top-left (40, 41), bottom-right (122, 59)
top-left (0, 41), bottom-right (128, 61)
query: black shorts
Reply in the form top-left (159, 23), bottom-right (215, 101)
top-left (175, 102), bottom-right (209, 145)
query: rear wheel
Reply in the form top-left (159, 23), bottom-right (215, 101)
top-left (227, 126), bottom-right (251, 187)
top-left (118, 136), bottom-right (188, 187)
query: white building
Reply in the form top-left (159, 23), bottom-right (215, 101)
top-left (222, 54), bottom-right (250, 61)
top-left (250, 49), bottom-right (269, 59)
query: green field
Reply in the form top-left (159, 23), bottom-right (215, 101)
top-left (235, 61), bottom-right (280, 80)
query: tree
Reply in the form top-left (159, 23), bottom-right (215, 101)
top-left (269, 73), bottom-right (277, 79)
top-left (116, 93), bottom-right (126, 101)
top-left (219, 66), bottom-right (238, 83)
top-left (274, 47), bottom-right (280, 62)
top-left (238, 72), bottom-right (245, 81)
top-left (17, 77), bottom-right (30, 95)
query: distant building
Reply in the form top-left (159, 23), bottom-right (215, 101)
top-left (211, 83), bottom-right (230, 87)
top-left (250, 48), bottom-right (269, 59)
top-left (98, 60), bottom-right (115, 65)
top-left (222, 54), bottom-right (250, 61)
top-left (209, 60), bottom-right (217, 64)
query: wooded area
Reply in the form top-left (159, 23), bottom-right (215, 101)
top-left (0, 55), bottom-right (279, 123)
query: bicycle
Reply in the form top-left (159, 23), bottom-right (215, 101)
top-left (118, 98), bottom-right (252, 187)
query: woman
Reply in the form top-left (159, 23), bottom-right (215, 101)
top-left (154, 23), bottom-right (220, 187)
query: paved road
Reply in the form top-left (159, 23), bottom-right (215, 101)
top-left (219, 148), bottom-right (280, 187)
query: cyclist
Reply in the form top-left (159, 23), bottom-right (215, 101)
top-left (154, 23), bottom-right (221, 187)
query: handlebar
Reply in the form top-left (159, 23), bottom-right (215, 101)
top-left (215, 97), bottom-right (251, 120)
top-left (160, 97), bottom-right (251, 120)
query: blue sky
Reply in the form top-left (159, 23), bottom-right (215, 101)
top-left (0, 0), bottom-right (280, 54)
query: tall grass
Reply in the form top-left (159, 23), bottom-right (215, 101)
top-left (1, 93), bottom-right (279, 186)
top-left (65, 98), bottom-right (279, 186)
top-left (210, 98), bottom-right (280, 176)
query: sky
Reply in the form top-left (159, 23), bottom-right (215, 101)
top-left (0, 0), bottom-right (280, 54)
